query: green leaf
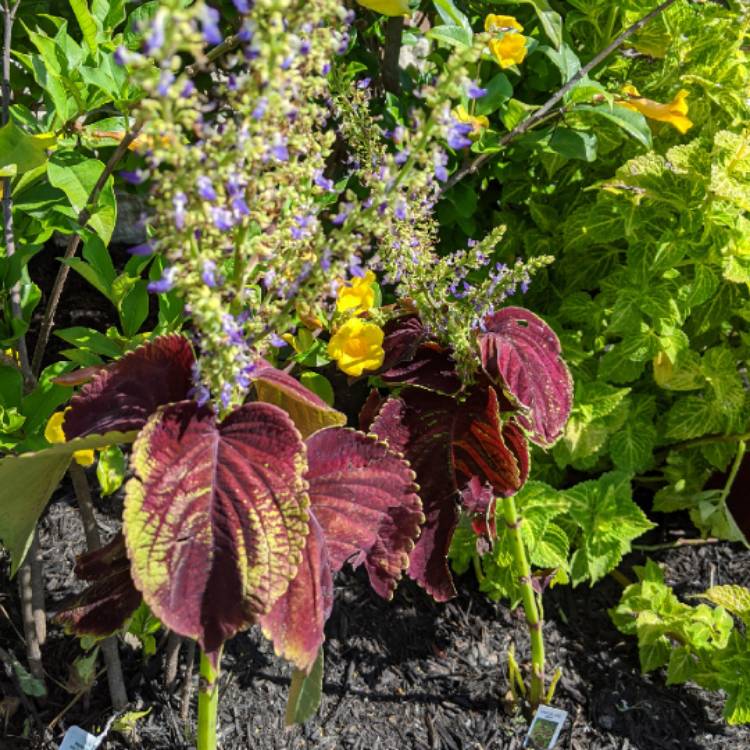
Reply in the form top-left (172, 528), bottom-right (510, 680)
top-left (96, 444), bottom-right (126, 496)
top-left (118, 280), bottom-right (149, 338)
top-left (0, 121), bottom-right (54, 174)
top-left (698, 585), bottom-right (750, 627)
top-left (427, 24), bottom-right (472, 49)
top-left (47, 151), bottom-right (116, 244)
top-left (548, 128), bottom-right (597, 162)
top-left (285, 649), bottom-right (324, 726)
top-left (299, 372), bottom-right (335, 406)
top-left (575, 104), bottom-right (653, 149)
top-left (55, 326), bottom-right (123, 359)
top-left (69, 0), bottom-right (99, 55)
top-left (474, 73), bottom-right (513, 116)
top-left (541, 43), bottom-right (581, 82)
top-left (609, 419), bottom-right (656, 474)
top-left (432, 0), bottom-right (472, 36)
top-left (665, 396), bottom-right (722, 440)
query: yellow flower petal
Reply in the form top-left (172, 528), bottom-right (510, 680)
top-left (489, 34), bottom-right (527, 69)
top-left (618, 88), bottom-right (693, 134)
top-left (485, 14), bottom-right (523, 33)
top-left (44, 411), bottom-right (67, 445)
top-left (356, 0), bottom-right (413, 16)
top-left (336, 271), bottom-right (377, 315)
top-left (453, 106), bottom-right (489, 139)
top-left (73, 449), bottom-right (96, 467)
top-left (327, 318), bottom-right (385, 377)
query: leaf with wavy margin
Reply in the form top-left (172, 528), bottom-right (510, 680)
top-left (253, 360), bottom-right (346, 438)
top-left (371, 386), bottom-right (526, 601)
top-left (124, 400), bottom-right (309, 661)
top-left (63, 335), bottom-right (195, 439)
top-left (478, 307), bottom-right (573, 447)
top-left (55, 534), bottom-right (142, 636)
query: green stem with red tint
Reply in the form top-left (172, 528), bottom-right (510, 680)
top-left (197, 648), bottom-right (220, 750)
top-left (501, 494), bottom-right (545, 710)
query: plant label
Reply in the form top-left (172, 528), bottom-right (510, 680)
top-left (523, 704), bottom-right (568, 749)
top-left (58, 726), bottom-right (101, 750)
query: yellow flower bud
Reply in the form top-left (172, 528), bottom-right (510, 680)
top-left (488, 33), bottom-right (528, 69)
top-left (327, 318), bottom-right (385, 377)
top-left (336, 271), bottom-right (377, 315)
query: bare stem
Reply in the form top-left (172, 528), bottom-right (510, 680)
top-left (633, 537), bottom-right (719, 552)
top-left (164, 630), bottom-right (184, 689)
top-left (69, 463), bottom-right (128, 710)
top-left (442, 0), bottom-right (679, 191)
top-left (17, 539), bottom-right (46, 691)
top-left (180, 640), bottom-right (197, 724)
top-left (30, 123), bottom-right (142, 377)
top-left (29, 535), bottom-right (46, 645)
top-left (382, 17), bottom-right (403, 94)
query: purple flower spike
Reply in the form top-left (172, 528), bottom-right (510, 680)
top-left (144, 17), bottom-right (166, 54)
top-left (211, 207), bottom-right (235, 231)
top-left (197, 176), bottom-right (217, 201)
top-left (156, 70), bottom-right (175, 97)
top-left (201, 6), bottom-right (222, 45)
top-left (202, 260), bottom-right (218, 288)
top-left (173, 192), bottom-right (188, 229)
top-left (232, 0), bottom-right (251, 12)
top-left (128, 242), bottom-right (154, 256)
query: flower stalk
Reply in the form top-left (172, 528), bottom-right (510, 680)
top-left (501, 494), bottom-right (545, 709)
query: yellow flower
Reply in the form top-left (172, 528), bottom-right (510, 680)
top-left (2, 347), bottom-right (19, 363)
top-left (44, 410), bottom-right (95, 466)
top-left (355, 0), bottom-right (413, 16)
top-left (489, 33), bottom-right (528, 69)
top-left (336, 271), bottom-right (377, 315)
top-left (453, 106), bottom-right (489, 139)
top-left (328, 318), bottom-right (385, 377)
top-left (484, 14), bottom-right (524, 33)
top-left (618, 86), bottom-right (693, 134)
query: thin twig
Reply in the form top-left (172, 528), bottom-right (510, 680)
top-left (30, 124), bottom-right (142, 377)
top-left (164, 630), bottom-right (184, 689)
top-left (184, 32), bottom-right (242, 77)
top-left (442, 0), bottom-right (679, 191)
top-left (29, 535), bottom-right (46, 646)
top-left (69, 463), bottom-right (129, 711)
top-left (17, 543), bottom-right (45, 690)
top-left (633, 537), bottom-right (720, 552)
top-left (179, 640), bottom-right (197, 724)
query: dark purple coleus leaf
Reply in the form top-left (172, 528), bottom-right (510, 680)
top-left (371, 386), bottom-right (527, 601)
top-left (260, 427), bottom-right (422, 671)
top-left (63, 335), bottom-right (195, 439)
top-left (379, 314), bottom-right (427, 371)
top-left (253, 359), bottom-right (346, 438)
top-left (55, 534), bottom-right (142, 637)
top-left (359, 388), bottom-right (386, 432)
top-left (478, 307), bottom-right (573, 447)
top-left (124, 400), bottom-right (310, 662)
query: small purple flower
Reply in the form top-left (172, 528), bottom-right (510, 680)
top-left (201, 6), bottom-right (222, 45)
top-left (433, 150), bottom-right (449, 183)
top-left (211, 207), bottom-right (235, 231)
top-left (127, 242), bottom-right (154, 256)
top-left (321, 248), bottom-right (332, 271)
top-left (299, 39), bottom-right (311, 55)
top-left (313, 170), bottom-right (335, 192)
top-left (180, 80), bottom-right (196, 98)
top-left (156, 70), bottom-right (175, 96)
top-left (395, 148), bottom-right (410, 165)
top-left (227, 74), bottom-right (238, 91)
top-left (270, 135), bottom-right (289, 162)
top-left (119, 169), bottom-right (146, 185)
top-left (113, 46), bottom-right (130, 66)
top-left (467, 81), bottom-right (487, 99)
top-left (280, 56), bottom-right (294, 70)
top-left (231, 195), bottom-right (249, 217)
top-left (197, 176), bottom-right (217, 201)
top-left (394, 200), bottom-right (407, 221)
top-left (221, 314), bottom-right (245, 345)
top-left (202, 259), bottom-right (218, 287)
top-left (446, 119), bottom-right (473, 150)
top-left (173, 192), bottom-right (188, 229)
top-left (232, 0), bottom-right (251, 12)
top-left (147, 266), bottom-right (176, 293)
top-left (331, 202), bottom-right (352, 225)
top-left (143, 17), bottom-right (166, 54)
top-left (220, 383), bottom-right (233, 409)
top-left (336, 32), bottom-right (350, 55)
top-left (291, 213), bottom-right (315, 240)
top-left (349, 257), bottom-right (365, 277)
top-left (321, 62), bottom-right (331, 75)
top-left (268, 333), bottom-right (286, 348)
top-left (357, 77), bottom-right (371, 90)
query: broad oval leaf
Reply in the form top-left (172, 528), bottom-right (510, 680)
top-left (252, 360), bottom-right (346, 438)
top-left (64, 335), bottom-right (195, 439)
top-left (259, 515), bottom-right (333, 672)
top-left (478, 307), bottom-right (573, 447)
top-left (371, 386), bottom-right (524, 601)
top-left (56, 534), bottom-right (142, 637)
top-left (305, 427), bottom-right (423, 599)
top-left (124, 400), bottom-right (310, 656)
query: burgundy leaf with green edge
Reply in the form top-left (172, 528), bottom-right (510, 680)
top-left (379, 314), bottom-right (427, 371)
top-left (359, 388), bottom-right (385, 432)
top-left (259, 515), bottom-right (333, 672)
top-left (252, 359), bottom-right (346, 438)
top-left (478, 307), bottom-right (573, 447)
top-left (63, 335), bottom-right (195, 439)
top-left (371, 386), bottom-right (525, 601)
top-left (259, 427), bottom-right (422, 672)
top-left (124, 399), bottom-right (310, 660)
top-left (55, 534), bottom-right (142, 637)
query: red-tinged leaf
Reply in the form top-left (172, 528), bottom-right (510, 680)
top-left (359, 388), bottom-right (385, 432)
top-left (55, 535), bottom-right (142, 637)
top-left (124, 400), bottom-right (310, 655)
top-left (478, 307), bottom-right (573, 447)
top-left (252, 360), bottom-right (346, 438)
top-left (64, 335), bottom-right (195, 439)
top-left (381, 341), bottom-right (463, 395)
top-left (379, 315), bottom-right (427, 371)
top-left (259, 515), bottom-right (333, 672)
top-left (371, 387), bottom-right (524, 601)
top-left (305, 428), bottom-right (423, 599)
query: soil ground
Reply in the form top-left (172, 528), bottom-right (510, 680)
top-left (2, 482), bottom-right (750, 750)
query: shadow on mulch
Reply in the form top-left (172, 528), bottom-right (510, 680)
top-left (2, 492), bottom-right (750, 750)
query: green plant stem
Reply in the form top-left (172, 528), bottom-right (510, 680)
top-left (633, 537), bottom-right (719, 552)
top-left (197, 649), bottom-right (220, 750)
top-left (442, 0), bottom-right (678, 191)
top-left (501, 495), bottom-right (545, 710)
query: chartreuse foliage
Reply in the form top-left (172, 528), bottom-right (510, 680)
top-left (611, 561), bottom-right (750, 725)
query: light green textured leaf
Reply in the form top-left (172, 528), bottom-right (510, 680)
top-left (69, 0), bottom-right (99, 54)
top-left (609, 419), bottom-right (656, 473)
top-left (575, 104), bottom-right (653, 149)
top-left (286, 649), bottom-right (324, 726)
top-left (665, 396), bottom-right (722, 440)
top-left (0, 121), bottom-right (54, 174)
top-left (698, 586), bottom-right (750, 626)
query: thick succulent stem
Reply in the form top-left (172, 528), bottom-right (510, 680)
top-left (197, 649), bottom-right (220, 750)
top-left (501, 494), bottom-right (545, 710)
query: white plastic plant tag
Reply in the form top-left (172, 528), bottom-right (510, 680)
top-left (523, 704), bottom-right (568, 749)
top-left (58, 726), bottom-right (102, 750)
